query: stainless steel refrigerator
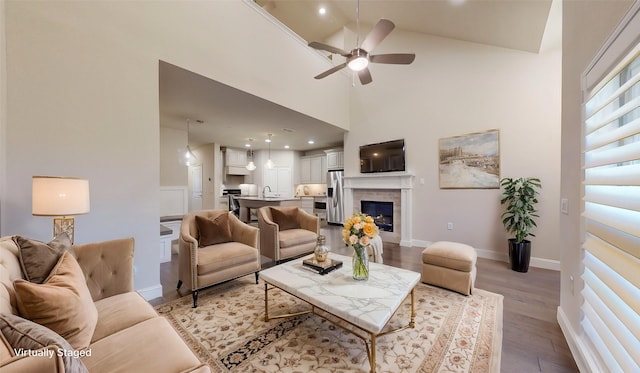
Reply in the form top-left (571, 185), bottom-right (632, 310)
top-left (327, 170), bottom-right (344, 225)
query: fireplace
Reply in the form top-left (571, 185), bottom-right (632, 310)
top-left (343, 173), bottom-right (413, 246)
top-left (361, 200), bottom-right (393, 232)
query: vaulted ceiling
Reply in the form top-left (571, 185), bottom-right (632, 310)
top-left (160, 0), bottom-right (553, 151)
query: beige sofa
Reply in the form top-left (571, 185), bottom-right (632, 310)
top-left (0, 236), bottom-right (210, 372)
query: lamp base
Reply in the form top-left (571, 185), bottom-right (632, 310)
top-left (53, 217), bottom-right (75, 243)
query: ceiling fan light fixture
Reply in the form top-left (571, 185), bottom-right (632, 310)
top-left (348, 53), bottom-right (369, 72)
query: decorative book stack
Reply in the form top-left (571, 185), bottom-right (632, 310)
top-left (302, 257), bottom-right (343, 275)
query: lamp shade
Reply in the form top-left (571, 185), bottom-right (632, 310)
top-left (32, 176), bottom-right (90, 216)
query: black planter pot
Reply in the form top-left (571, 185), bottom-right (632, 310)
top-left (508, 239), bottom-right (531, 273)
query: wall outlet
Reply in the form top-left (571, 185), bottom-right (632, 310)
top-left (447, 222), bottom-right (453, 230)
top-left (570, 275), bottom-right (574, 295)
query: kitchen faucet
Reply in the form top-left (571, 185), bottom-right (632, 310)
top-left (262, 185), bottom-right (272, 197)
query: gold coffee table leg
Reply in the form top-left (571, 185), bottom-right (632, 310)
top-left (370, 333), bottom-right (377, 373)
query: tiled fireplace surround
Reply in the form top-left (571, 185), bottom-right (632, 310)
top-left (343, 174), bottom-right (413, 246)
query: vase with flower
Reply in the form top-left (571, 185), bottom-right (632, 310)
top-left (342, 212), bottom-right (379, 280)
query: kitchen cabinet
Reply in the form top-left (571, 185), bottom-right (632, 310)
top-left (300, 155), bottom-right (326, 184)
top-left (264, 167), bottom-right (292, 197)
top-left (326, 150), bottom-right (344, 170)
top-left (300, 197), bottom-right (314, 215)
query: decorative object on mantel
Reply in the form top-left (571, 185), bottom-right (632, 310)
top-left (313, 234), bottom-right (329, 262)
top-left (342, 212), bottom-right (379, 280)
top-left (438, 129), bottom-right (500, 189)
top-left (156, 276), bottom-right (503, 372)
top-left (32, 176), bottom-right (90, 244)
top-left (500, 177), bottom-right (542, 273)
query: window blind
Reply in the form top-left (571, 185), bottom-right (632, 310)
top-left (582, 39), bottom-right (640, 373)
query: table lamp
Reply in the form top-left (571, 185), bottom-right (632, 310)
top-left (32, 176), bottom-right (90, 243)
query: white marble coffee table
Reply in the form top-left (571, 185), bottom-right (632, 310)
top-left (260, 253), bottom-right (420, 373)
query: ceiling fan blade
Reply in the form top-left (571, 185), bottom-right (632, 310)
top-left (360, 19), bottom-right (395, 52)
top-left (358, 68), bottom-right (372, 85)
top-left (308, 42), bottom-right (351, 57)
top-left (314, 62), bottom-right (348, 79)
top-left (370, 53), bottom-right (416, 65)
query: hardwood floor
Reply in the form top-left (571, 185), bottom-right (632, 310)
top-left (152, 224), bottom-right (578, 373)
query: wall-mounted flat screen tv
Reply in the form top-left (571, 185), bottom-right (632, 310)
top-left (360, 139), bottom-right (405, 173)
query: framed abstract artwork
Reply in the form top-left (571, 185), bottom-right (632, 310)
top-left (438, 129), bottom-right (500, 189)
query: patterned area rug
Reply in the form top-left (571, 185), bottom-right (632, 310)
top-left (156, 276), bottom-right (503, 373)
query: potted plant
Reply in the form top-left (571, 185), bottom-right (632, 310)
top-left (500, 177), bottom-right (542, 272)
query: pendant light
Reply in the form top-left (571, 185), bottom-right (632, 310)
top-left (265, 134), bottom-right (275, 169)
top-left (183, 119), bottom-right (198, 167)
top-left (246, 139), bottom-right (256, 171)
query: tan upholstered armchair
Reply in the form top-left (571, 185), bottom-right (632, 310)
top-left (258, 206), bottom-right (320, 263)
top-left (177, 210), bottom-right (260, 307)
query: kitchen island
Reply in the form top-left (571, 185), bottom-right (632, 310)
top-left (236, 197), bottom-right (301, 223)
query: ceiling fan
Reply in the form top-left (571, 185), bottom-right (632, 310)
top-left (308, 1), bottom-right (415, 85)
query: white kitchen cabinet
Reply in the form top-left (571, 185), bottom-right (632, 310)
top-left (326, 150), bottom-right (344, 170)
top-left (225, 148), bottom-right (247, 167)
top-left (300, 157), bottom-right (311, 184)
top-left (300, 155), bottom-right (326, 184)
top-left (300, 197), bottom-right (314, 215)
top-left (264, 167), bottom-right (292, 197)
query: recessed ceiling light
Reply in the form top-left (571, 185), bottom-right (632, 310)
top-left (308, 140), bottom-right (315, 144)
top-left (284, 145), bottom-right (290, 149)
top-left (265, 137), bottom-right (272, 143)
top-left (245, 143), bottom-right (251, 148)
top-left (318, 6), bottom-right (326, 15)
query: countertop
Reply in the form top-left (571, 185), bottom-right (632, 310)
top-left (235, 196), bottom-right (301, 202)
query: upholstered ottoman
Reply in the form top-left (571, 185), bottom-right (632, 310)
top-left (421, 241), bottom-right (477, 295)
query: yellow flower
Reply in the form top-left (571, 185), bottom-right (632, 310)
top-left (344, 222), bottom-right (352, 230)
top-left (353, 216), bottom-right (362, 224)
top-left (342, 229), bottom-right (350, 239)
top-left (363, 223), bottom-right (377, 236)
top-left (364, 216), bottom-right (374, 224)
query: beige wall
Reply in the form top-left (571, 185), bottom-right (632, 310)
top-left (558, 0), bottom-right (632, 369)
top-left (1, 1), bottom-right (349, 297)
top-left (346, 22), bottom-right (562, 265)
top-left (160, 127), bottom-right (188, 187)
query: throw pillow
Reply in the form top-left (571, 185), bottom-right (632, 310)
top-left (13, 233), bottom-right (73, 284)
top-left (271, 207), bottom-right (300, 231)
top-left (13, 251), bottom-right (98, 350)
top-left (196, 213), bottom-right (233, 247)
top-left (0, 313), bottom-right (88, 373)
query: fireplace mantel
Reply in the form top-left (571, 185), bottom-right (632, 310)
top-left (343, 173), bottom-right (414, 246)
top-left (344, 173), bottom-right (414, 190)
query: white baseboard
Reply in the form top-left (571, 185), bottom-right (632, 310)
top-left (137, 284), bottom-right (163, 301)
top-left (557, 306), bottom-right (601, 373)
top-left (476, 248), bottom-right (508, 262)
top-left (408, 239), bottom-right (430, 248)
top-left (530, 256), bottom-right (561, 271)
